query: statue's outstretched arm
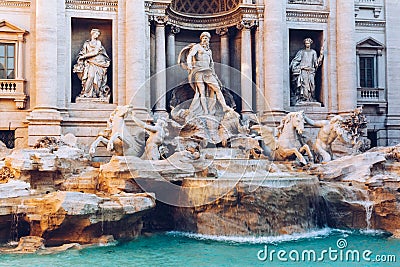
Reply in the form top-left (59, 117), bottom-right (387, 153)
top-left (304, 115), bottom-right (325, 127)
top-left (303, 114), bottom-right (316, 126)
top-left (132, 115), bottom-right (157, 133)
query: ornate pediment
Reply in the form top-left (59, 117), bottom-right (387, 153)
top-left (357, 37), bottom-right (384, 50)
top-left (0, 20), bottom-right (28, 41)
top-left (0, 20), bottom-right (27, 34)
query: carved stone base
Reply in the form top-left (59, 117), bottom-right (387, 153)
top-left (75, 96), bottom-right (110, 104)
top-left (295, 101), bottom-right (321, 108)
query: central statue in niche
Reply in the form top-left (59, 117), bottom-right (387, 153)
top-left (172, 32), bottom-right (241, 145)
top-left (179, 32), bottom-right (233, 118)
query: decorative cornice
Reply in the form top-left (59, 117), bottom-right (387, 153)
top-left (287, 0), bottom-right (323, 5)
top-left (150, 15), bottom-right (168, 25)
top-left (356, 20), bottom-right (386, 28)
top-left (65, 0), bottom-right (118, 12)
top-left (148, 1), bottom-right (169, 12)
top-left (354, 0), bottom-right (383, 18)
top-left (166, 4), bottom-right (260, 31)
top-left (0, 0), bottom-right (30, 8)
top-left (286, 10), bottom-right (329, 23)
top-left (147, 0), bottom-right (169, 22)
top-left (256, 5), bottom-right (264, 19)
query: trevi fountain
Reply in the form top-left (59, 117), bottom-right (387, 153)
top-left (0, 0), bottom-right (400, 265)
top-left (0, 31), bottom-right (399, 266)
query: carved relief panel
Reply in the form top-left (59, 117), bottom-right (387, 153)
top-left (288, 0), bottom-right (323, 5)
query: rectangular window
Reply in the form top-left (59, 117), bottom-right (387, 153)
top-left (359, 56), bottom-right (375, 88)
top-left (0, 43), bottom-right (15, 79)
top-left (0, 130), bottom-right (15, 149)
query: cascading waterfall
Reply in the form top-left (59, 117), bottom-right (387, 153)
top-left (346, 200), bottom-right (374, 229)
top-left (353, 189), bottom-right (374, 229)
top-left (9, 207), bottom-right (19, 244)
top-left (341, 187), bottom-right (374, 229)
top-left (101, 205), bottom-right (104, 235)
top-left (356, 200), bottom-right (374, 229)
top-left (365, 201), bottom-right (374, 229)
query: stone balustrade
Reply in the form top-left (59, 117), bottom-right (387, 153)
top-left (357, 87), bottom-right (385, 102)
top-left (0, 79), bottom-right (27, 109)
top-left (357, 87), bottom-right (387, 113)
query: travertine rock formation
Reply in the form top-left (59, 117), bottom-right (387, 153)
top-left (0, 147), bottom-right (156, 247)
top-left (173, 176), bottom-right (326, 236)
top-left (313, 146), bottom-right (400, 235)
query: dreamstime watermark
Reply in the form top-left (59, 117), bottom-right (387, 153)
top-left (257, 238), bottom-right (397, 263)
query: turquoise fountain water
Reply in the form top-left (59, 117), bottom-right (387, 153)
top-left (0, 229), bottom-right (398, 267)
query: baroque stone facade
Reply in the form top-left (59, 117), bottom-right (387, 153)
top-left (0, 0), bottom-right (398, 148)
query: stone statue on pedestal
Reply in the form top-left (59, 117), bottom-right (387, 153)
top-left (290, 38), bottom-right (324, 104)
top-left (73, 29), bottom-right (111, 102)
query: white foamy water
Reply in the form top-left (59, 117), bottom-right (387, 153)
top-left (347, 200), bottom-right (374, 229)
top-left (167, 228), bottom-right (335, 244)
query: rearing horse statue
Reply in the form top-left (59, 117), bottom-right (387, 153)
top-left (89, 105), bottom-right (144, 157)
top-left (251, 111), bottom-right (313, 165)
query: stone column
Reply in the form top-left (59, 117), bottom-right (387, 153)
top-left (117, 0), bottom-right (126, 105)
top-left (167, 25), bottom-right (179, 68)
top-left (255, 15), bottom-right (265, 114)
top-left (336, 0), bottom-right (357, 114)
top-left (27, 0), bottom-right (61, 146)
top-left (263, 0), bottom-right (285, 118)
top-left (153, 16), bottom-right (167, 117)
top-left (216, 27), bottom-right (230, 89)
top-left (237, 21), bottom-right (255, 114)
top-left (126, 0), bottom-right (147, 115)
top-left (385, 0), bottom-right (400, 145)
top-left (166, 25), bottom-right (179, 100)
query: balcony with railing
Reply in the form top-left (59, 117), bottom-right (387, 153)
top-left (357, 87), bottom-right (386, 113)
top-left (0, 79), bottom-right (27, 109)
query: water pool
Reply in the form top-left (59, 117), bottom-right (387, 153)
top-left (0, 229), bottom-right (398, 267)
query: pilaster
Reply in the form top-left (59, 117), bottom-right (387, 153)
top-left (27, 0), bottom-right (61, 146)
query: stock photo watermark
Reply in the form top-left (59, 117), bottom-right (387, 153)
top-left (257, 238), bottom-right (397, 263)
